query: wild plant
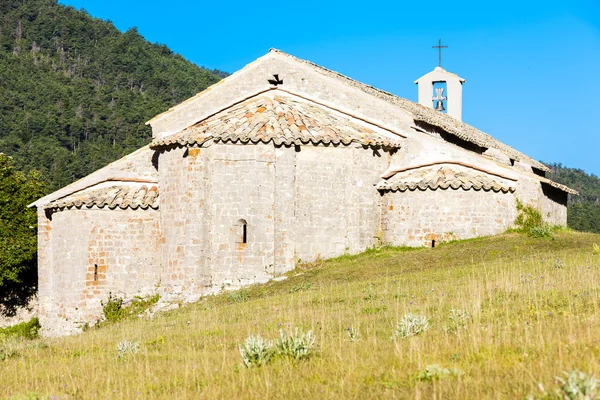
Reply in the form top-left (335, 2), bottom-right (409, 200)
top-left (513, 199), bottom-right (554, 237)
top-left (363, 285), bottom-right (376, 300)
top-left (416, 364), bottom-right (463, 382)
top-left (238, 335), bottom-right (275, 367)
top-left (116, 340), bottom-right (140, 359)
top-left (554, 258), bottom-right (566, 269)
top-left (0, 336), bottom-right (20, 361)
top-left (288, 282), bottom-right (312, 293)
top-left (276, 328), bottom-right (316, 359)
top-left (529, 225), bottom-right (554, 238)
top-left (554, 370), bottom-right (599, 399)
top-left (446, 309), bottom-right (469, 333)
top-left (346, 327), bottom-right (361, 342)
top-left (593, 243), bottom-right (599, 256)
top-left (102, 293), bottom-right (125, 322)
top-left (393, 314), bottom-right (430, 339)
top-left (227, 289), bottom-right (249, 303)
top-left (0, 318), bottom-right (40, 340)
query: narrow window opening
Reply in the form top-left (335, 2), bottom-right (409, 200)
top-left (236, 219), bottom-right (248, 244)
top-left (94, 264), bottom-right (98, 281)
top-left (431, 240), bottom-right (436, 248)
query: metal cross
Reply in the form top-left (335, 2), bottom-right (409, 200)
top-left (432, 39), bottom-right (448, 67)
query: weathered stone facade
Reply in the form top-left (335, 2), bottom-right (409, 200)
top-left (30, 50), bottom-right (575, 336)
top-left (37, 207), bottom-right (160, 336)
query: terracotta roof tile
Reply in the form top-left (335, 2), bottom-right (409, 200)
top-left (150, 95), bottom-right (403, 150)
top-left (45, 185), bottom-right (159, 211)
top-left (377, 166), bottom-right (516, 193)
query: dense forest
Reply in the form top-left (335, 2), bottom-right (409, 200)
top-left (547, 164), bottom-right (600, 234)
top-left (0, 0), bottom-right (224, 191)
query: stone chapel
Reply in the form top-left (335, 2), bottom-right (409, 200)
top-left (30, 49), bottom-right (576, 335)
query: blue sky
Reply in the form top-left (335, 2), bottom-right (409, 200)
top-left (59, 0), bottom-right (600, 176)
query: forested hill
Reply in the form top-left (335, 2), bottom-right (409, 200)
top-left (0, 0), bottom-right (225, 192)
top-left (547, 163), bottom-right (600, 233)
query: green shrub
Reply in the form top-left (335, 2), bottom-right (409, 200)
top-left (227, 289), bottom-right (249, 303)
top-left (393, 314), bottom-right (430, 339)
top-left (529, 225), bottom-right (554, 238)
top-left (100, 293), bottom-right (160, 325)
top-left (239, 335), bottom-right (275, 368)
top-left (127, 294), bottom-right (160, 315)
top-left (276, 328), bottom-right (316, 360)
top-left (554, 370), bottom-right (598, 399)
top-left (0, 318), bottom-right (40, 340)
top-left (515, 199), bottom-right (544, 231)
top-left (446, 309), bottom-right (469, 334)
top-left (514, 200), bottom-right (556, 238)
top-left (116, 340), bottom-right (140, 359)
top-left (101, 292), bottom-right (125, 322)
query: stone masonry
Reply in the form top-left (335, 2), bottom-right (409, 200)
top-left (30, 49), bottom-right (576, 336)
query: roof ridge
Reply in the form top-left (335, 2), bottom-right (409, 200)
top-left (268, 49), bottom-right (549, 172)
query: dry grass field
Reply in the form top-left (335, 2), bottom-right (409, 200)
top-left (2, 232), bottom-right (600, 399)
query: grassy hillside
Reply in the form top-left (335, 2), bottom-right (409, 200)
top-left (2, 232), bottom-right (600, 399)
top-left (547, 163), bottom-right (600, 233)
top-left (0, 0), bottom-right (224, 191)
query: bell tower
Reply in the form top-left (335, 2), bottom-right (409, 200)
top-left (414, 40), bottom-right (466, 121)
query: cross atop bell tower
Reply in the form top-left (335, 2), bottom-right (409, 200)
top-left (432, 39), bottom-right (447, 68)
top-left (414, 41), bottom-right (466, 121)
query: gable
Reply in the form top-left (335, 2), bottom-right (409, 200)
top-left (29, 146), bottom-right (158, 208)
top-left (147, 49), bottom-right (548, 173)
top-left (44, 183), bottom-right (159, 212)
top-left (377, 162), bottom-right (518, 193)
top-left (150, 91), bottom-right (404, 150)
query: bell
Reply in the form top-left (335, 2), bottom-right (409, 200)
top-left (434, 100), bottom-right (445, 112)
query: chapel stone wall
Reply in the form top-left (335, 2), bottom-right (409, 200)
top-left (293, 145), bottom-right (390, 261)
top-left (382, 189), bottom-right (516, 247)
top-left (540, 184), bottom-right (568, 226)
top-left (514, 174), bottom-right (568, 227)
top-left (206, 144), bottom-right (277, 290)
top-left (158, 146), bottom-right (210, 302)
top-left (39, 208), bottom-right (160, 336)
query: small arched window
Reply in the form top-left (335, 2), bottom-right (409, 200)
top-left (236, 219), bottom-right (248, 244)
top-left (94, 264), bottom-right (98, 281)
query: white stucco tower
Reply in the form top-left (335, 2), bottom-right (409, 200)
top-left (415, 67), bottom-right (466, 121)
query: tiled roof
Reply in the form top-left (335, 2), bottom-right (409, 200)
top-left (45, 184), bottom-right (159, 211)
top-left (539, 177), bottom-right (579, 195)
top-left (377, 165), bottom-right (516, 193)
top-left (150, 95), bottom-right (403, 150)
top-left (30, 146), bottom-right (158, 209)
top-left (269, 49), bottom-right (550, 172)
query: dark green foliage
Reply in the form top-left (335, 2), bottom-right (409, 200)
top-left (0, 317), bottom-right (40, 339)
top-left (547, 163), bottom-right (600, 233)
top-left (126, 293), bottom-right (160, 316)
top-left (227, 289), bottom-right (249, 303)
top-left (101, 292), bottom-right (125, 322)
top-left (0, 0), bottom-right (224, 192)
top-left (513, 199), bottom-right (555, 238)
top-left (100, 292), bottom-right (160, 326)
top-left (0, 154), bottom-right (45, 286)
top-left (514, 199), bottom-right (544, 233)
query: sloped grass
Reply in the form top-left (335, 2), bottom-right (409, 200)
top-left (2, 232), bottom-right (600, 399)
